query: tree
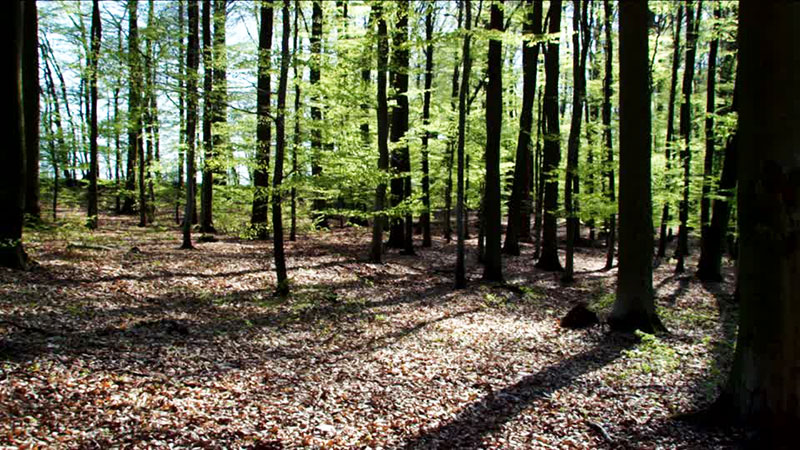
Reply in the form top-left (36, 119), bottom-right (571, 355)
top-left (503, 0), bottom-right (542, 256)
top-left (289, 0), bottom-right (300, 242)
top-left (369, 2), bottom-right (389, 264)
top-left (443, 2), bottom-right (464, 243)
top-left (563, 0), bottom-right (590, 283)
top-left (713, 2), bottom-right (800, 438)
top-left (601, 0), bottom-right (616, 271)
top-left (656, 4), bottom-right (684, 258)
top-left (0, 0), bottom-right (27, 270)
top-left (272, 0), bottom-right (291, 296)
top-left (482, 0), bottom-right (504, 282)
top-left (310, 0), bottom-right (326, 228)
top-left (675, 0), bottom-right (699, 273)
top-left (455, 0), bottom-right (472, 289)
top-left (200, 0), bottom-right (215, 233)
top-left (535, 0), bottom-right (563, 272)
top-left (251, 0), bottom-right (273, 240)
top-left (22, 0), bottom-right (39, 223)
top-left (388, 0), bottom-right (412, 254)
top-left (127, 0), bottom-right (147, 227)
top-left (608, 0), bottom-right (664, 333)
top-left (181, 0), bottom-right (200, 250)
top-left (419, 2), bottom-right (434, 248)
top-left (211, 0), bottom-right (229, 185)
top-left (87, 0), bottom-right (101, 230)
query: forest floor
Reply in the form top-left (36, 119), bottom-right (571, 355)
top-left (1, 209), bottom-right (743, 449)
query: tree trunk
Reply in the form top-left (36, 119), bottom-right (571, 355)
top-left (310, 1), bottom-right (327, 228)
top-left (0, 0), bottom-right (28, 270)
top-left (176, 0), bottom-right (185, 224)
top-left (602, 0), bottom-right (616, 271)
top-left (533, 86), bottom-right (544, 259)
top-left (212, 0), bottom-right (228, 186)
top-left (22, 0), bottom-right (39, 222)
top-left (482, 0), bottom-right (504, 282)
top-left (563, 0), bottom-right (590, 282)
top-left (609, 0), bottom-right (664, 333)
top-left (200, 0), bottom-right (215, 233)
top-left (455, 0), bottom-right (472, 289)
top-left (535, 0), bottom-right (563, 272)
top-left (657, 4), bottom-right (683, 258)
top-left (126, 0), bottom-right (147, 228)
top-left (369, 3), bottom-right (389, 263)
top-left (503, 0), bottom-right (542, 256)
top-left (290, 0), bottom-right (300, 242)
top-left (251, 0), bottom-right (273, 240)
top-left (675, 0), bottom-right (699, 273)
top-left (420, 4), bottom-right (434, 248)
top-left (87, 0), bottom-right (101, 230)
top-left (443, 2), bottom-right (462, 244)
top-left (181, 0), bottom-right (199, 249)
top-left (272, 0), bottom-right (291, 296)
top-left (716, 3), bottom-right (800, 438)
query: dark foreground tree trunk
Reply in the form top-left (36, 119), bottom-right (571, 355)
top-left (609, 0), bottom-right (664, 334)
top-left (535, 0), bottom-right (563, 272)
top-left (455, 0), bottom-right (472, 289)
top-left (482, 0), bottom-right (504, 282)
top-left (200, 0), bottom-right (215, 233)
top-left (602, 0), bottom-right (616, 271)
top-left (420, 4), bottom-right (434, 248)
top-left (0, 1), bottom-right (28, 270)
top-left (712, 4), bottom-right (800, 439)
top-left (87, 0), bottom-right (101, 230)
top-left (370, 3), bottom-right (389, 263)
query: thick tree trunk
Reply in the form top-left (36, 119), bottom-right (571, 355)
top-left (675, 1), bottom-right (699, 273)
top-left (182, 0), bottom-right (199, 249)
top-left (482, 0), bottom-right (504, 282)
top-left (535, 0), bottom-right (563, 272)
top-left (717, 3), bottom-right (800, 438)
top-left (503, 0), bottom-right (542, 256)
top-left (251, 0), bottom-right (273, 240)
top-left (455, 0), bottom-right (472, 289)
top-left (272, 0), bottom-right (290, 296)
top-left (87, 0), bottom-right (101, 230)
top-left (22, 0), bottom-right (39, 222)
top-left (0, 0), bottom-right (28, 270)
top-left (609, 0), bottom-right (664, 333)
top-left (369, 3), bottom-right (389, 263)
top-left (657, 5), bottom-right (683, 258)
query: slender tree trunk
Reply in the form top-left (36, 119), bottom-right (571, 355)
top-left (87, 0), bottom-right (101, 230)
top-left (533, 86), bottom-right (544, 259)
top-left (535, 0), bottom-right (563, 272)
top-left (272, 0), bottom-right (291, 296)
top-left (504, 0), bottom-right (542, 256)
top-left (420, 3), bottom-right (434, 248)
top-left (370, 3), bottom-right (389, 263)
top-left (657, 4), bottom-right (684, 258)
top-left (675, 0), bottom-right (699, 273)
top-left (443, 1), bottom-right (462, 243)
top-left (251, 0), bottom-right (273, 240)
top-left (182, 0), bottom-right (199, 249)
top-left (290, 0), bottom-right (300, 242)
top-left (610, 0), bottom-right (664, 333)
top-left (455, 0), bottom-right (472, 289)
top-left (716, 3), bottom-right (800, 438)
top-left (23, 0), bottom-right (40, 222)
top-left (310, 1), bottom-right (327, 228)
top-left (144, 0), bottom-right (156, 224)
top-left (176, 0), bottom-right (185, 224)
top-left (124, 0), bottom-right (147, 227)
top-left (212, 0), bottom-right (229, 186)
top-left (602, 0), bottom-right (616, 270)
top-left (482, 0), bottom-right (504, 282)
top-left (42, 51), bottom-right (67, 221)
top-left (200, 0), bottom-right (215, 233)
top-left (563, 0), bottom-right (590, 282)
top-left (0, 0), bottom-right (28, 270)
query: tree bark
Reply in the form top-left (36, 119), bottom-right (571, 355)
top-left (420, 3), bottom-right (434, 248)
top-left (290, 0), bottom-right (300, 242)
top-left (455, 0), bottom-right (472, 289)
top-left (0, 0), bottom-right (28, 270)
top-left (601, 0), bottom-right (616, 271)
top-left (87, 0), bottom-right (101, 230)
top-left (503, 0), bottom-right (542, 256)
top-left (609, 0), bottom-right (664, 333)
top-left (482, 0), bottom-right (504, 282)
top-left (310, 1), bottom-right (327, 228)
top-left (182, 0), bottom-right (199, 249)
top-left (272, 0), bottom-right (291, 296)
top-left (535, 0), bottom-right (563, 272)
top-left (716, 3), bottom-right (800, 438)
top-left (251, 0), bottom-right (273, 240)
top-left (200, 0), bottom-right (216, 233)
top-left (369, 3), bottom-right (389, 263)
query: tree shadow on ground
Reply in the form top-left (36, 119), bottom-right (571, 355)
top-left (401, 333), bottom-right (637, 449)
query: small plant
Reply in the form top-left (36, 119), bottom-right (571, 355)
top-left (622, 330), bottom-right (680, 375)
